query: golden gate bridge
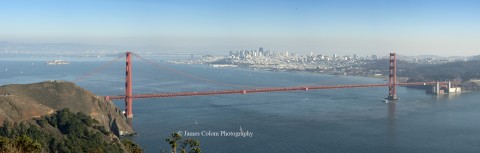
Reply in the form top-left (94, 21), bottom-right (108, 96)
top-left (73, 52), bottom-right (454, 119)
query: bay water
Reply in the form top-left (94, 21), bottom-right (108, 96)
top-left (2, 54), bottom-right (480, 152)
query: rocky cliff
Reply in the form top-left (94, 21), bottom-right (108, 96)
top-left (0, 81), bottom-right (134, 136)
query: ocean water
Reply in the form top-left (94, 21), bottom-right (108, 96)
top-left (2, 54), bottom-right (480, 153)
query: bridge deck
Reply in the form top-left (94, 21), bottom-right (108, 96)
top-left (107, 81), bottom-right (445, 100)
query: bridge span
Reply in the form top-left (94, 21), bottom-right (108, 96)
top-left (106, 82), bottom-right (445, 100)
top-left (77, 52), bottom-right (456, 118)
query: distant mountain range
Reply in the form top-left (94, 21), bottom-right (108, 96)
top-left (0, 41), bottom-right (126, 54)
top-left (1, 41), bottom-right (479, 59)
top-left (396, 54), bottom-right (473, 60)
top-left (0, 41), bottom-right (207, 55)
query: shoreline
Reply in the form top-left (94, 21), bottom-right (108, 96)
top-left (172, 63), bottom-right (480, 95)
top-left (176, 63), bottom-right (400, 84)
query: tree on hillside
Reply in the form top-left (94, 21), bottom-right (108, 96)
top-left (164, 132), bottom-right (201, 153)
top-left (0, 108), bottom-right (139, 153)
top-left (122, 139), bottom-right (143, 153)
top-left (0, 135), bottom-right (42, 153)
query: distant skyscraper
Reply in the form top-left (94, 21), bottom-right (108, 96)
top-left (259, 47), bottom-right (264, 53)
top-left (318, 55), bottom-right (325, 60)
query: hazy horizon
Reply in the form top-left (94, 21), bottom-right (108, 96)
top-left (1, 0), bottom-right (479, 56)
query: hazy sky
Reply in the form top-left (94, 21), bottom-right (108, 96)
top-left (1, 0), bottom-right (479, 56)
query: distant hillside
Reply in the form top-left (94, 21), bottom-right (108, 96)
top-left (364, 59), bottom-right (480, 91)
top-left (0, 81), bottom-right (134, 136)
top-left (470, 55), bottom-right (480, 60)
top-left (0, 41), bottom-right (121, 53)
top-left (365, 59), bottom-right (480, 81)
top-left (0, 41), bottom-right (171, 54)
top-left (405, 60), bottom-right (480, 82)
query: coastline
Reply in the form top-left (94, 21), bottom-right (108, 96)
top-left (169, 63), bottom-right (480, 95)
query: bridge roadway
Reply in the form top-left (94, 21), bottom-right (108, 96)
top-left (106, 81), bottom-right (445, 100)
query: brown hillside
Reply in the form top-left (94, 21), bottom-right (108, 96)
top-left (0, 81), bottom-right (134, 136)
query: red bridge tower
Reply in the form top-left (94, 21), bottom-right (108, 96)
top-left (387, 53), bottom-right (398, 100)
top-left (125, 52), bottom-right (133, 118)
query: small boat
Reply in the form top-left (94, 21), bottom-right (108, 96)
top-left (194, 120), bottom-right (198, 125)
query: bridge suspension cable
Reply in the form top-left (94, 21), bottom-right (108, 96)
top-left (72, 54), bottom-right (124, 83)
